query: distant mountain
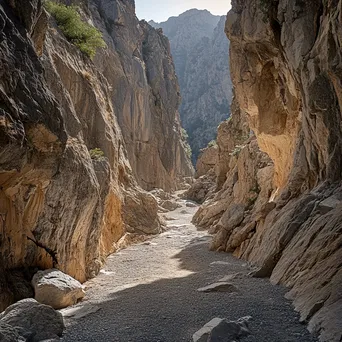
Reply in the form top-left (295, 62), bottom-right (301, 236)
top-left (149, 9), bottom-right (232, 162)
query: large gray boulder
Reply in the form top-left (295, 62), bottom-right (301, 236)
top-left (0, 298), bottom-right (64, 341)
top-left (32, 269), bottom-right (85, 309)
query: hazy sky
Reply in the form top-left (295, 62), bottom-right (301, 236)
top-left (135, 0), bottom-right (232, 22)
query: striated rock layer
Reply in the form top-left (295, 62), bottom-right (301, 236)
top-left (193, 1), bottom-right (342, 340)
top-left (0, 0), bottom-right (192, 310)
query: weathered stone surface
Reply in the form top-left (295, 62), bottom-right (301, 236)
top-left (0, 321), bottom-right (26, 342)
top-left (93, 4), bottom-right (194, 191)
top-left (192, 1), bottom-right (342, 340)
top-left (0, 299), bottom-right (64, 341)
top-left (0, 0), bottom-right (191, 310)
top-left (196, 146), bottom-right (218, 178)
top-left (183, 170), bottom-right (216, 204)
top-left (151, 11), bottom-right (232, 161)
top-left (193, 316), bottom-right (251, 342)
top-left (160, 200), bottom-right (181, 212)
top-left (32, 269), bottom-right (85, 309)
top-left (197, 282), bottom-right (238, 293)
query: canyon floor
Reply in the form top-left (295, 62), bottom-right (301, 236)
top-left (60, 197), bottom-right (317, 342)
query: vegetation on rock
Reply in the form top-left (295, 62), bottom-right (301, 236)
top-left (44, 1), bottom-right (106, 58)
top-left (89, 148), bottom-right (105, 160)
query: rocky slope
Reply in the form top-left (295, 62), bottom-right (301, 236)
top-left (0, 0), bottom-right (192, 310)
top-left (150, 10), bottom-right (233, 162)
top-left (191, 1), bottom-right (342, 341)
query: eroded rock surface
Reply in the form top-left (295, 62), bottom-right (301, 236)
top-left (150, 11), bottom-right (232, 161)
top-left (32, 269), bottom-right (85, 309)
top-left (0, 299), bottom-right (64, 341)
top-left (0, 0), bottom-right (192, 309)
top-left (193, 1), bottom-right (342, 340)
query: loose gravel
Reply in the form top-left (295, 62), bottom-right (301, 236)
top-left (61, 199), bottom-right (318, 342)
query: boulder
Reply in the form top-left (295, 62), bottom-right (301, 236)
top-left (0, 298), bottom-right (64, 341)
top-left (160, 200), bottom-right (181, 212)
top-left (193, 316), bottom-right (251, 342)
top-left (32, 269), bottom-right (85, 309)
top-left (218, 204), bottom-right (245, 231)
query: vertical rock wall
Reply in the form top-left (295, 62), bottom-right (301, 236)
top-left (0, 0), bottom-right (192, 309)
top-left (192, 1), bottom-right (342, 340)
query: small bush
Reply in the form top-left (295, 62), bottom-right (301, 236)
top-left (180, 128), bottom-right (189, 141)
top-left (89, 148), bottom-right (105, 160)
top-left (44, 1), bottom-right (106, 59)
top-left (207, 140), bottom-right (217, 148)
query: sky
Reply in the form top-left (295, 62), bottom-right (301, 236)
top-left (135, 0), bottom-right (232, 23)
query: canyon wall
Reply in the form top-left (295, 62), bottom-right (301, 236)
top-left (192, 1), bottom-right (342, 340)
top-left (0, 0), bottom-right (191, 309)
top-left (150, 11), bottom-right (233, 162)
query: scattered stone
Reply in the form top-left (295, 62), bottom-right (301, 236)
top-left (180, 209), bottom-right (190, 214)
top-left (61, 304), bottom-right (100, 320)
top-left (163, 215), bottom-right (176, 221)
top-left (160, 200), bottom-right (181, 211)
top-left (32, 269), bottom-right (85, 309)
top-left (218, 273), bottom-right (244, 282)
top-left (0, 298), bottom-right (64, 341)
top-left (186, 201), bottom-right (198, 208)
top-left (210, 261), bottom-right (231, 266)
top-left (197, 282), bottom-right (239, 293)
top-left (317, 196), bottom-right (341, 214)
top-left (193, 316), bottom-right (252, 342)
top-left (99, 270), bottom-right (115, 275)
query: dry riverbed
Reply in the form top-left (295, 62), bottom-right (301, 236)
top-left (61, 198), bottom-right (317, 342)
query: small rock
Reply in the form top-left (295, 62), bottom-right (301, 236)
top-left (210, 261), bottom-right (231, 266)
top-left (0, 298), bottom-right (64, 341)
top-left (193, 316), bottom-right (252, 342)
top-left (197, 282), bottom-right (239, 293)
top-left (160, 200), bottom-right (181, 211)
top-left (218, 273), bottom-right (244, 282)
top-left (61, 304), bottom-right (100, 319)
top-left (180, 209), bottom-right (190, 214)
top-left (186, 201), bottom-right (197, 208)
top-left (32, 269), bottom-right (85, 309)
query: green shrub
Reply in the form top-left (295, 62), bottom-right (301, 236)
top-left (44, 1), bottom-right (106, 59)
top-left (207, 140), bottom-right (217, 148)
top-left (181, 128), bottom-right (189, 141)
top-left (89, 148), bottom-right (105, 160)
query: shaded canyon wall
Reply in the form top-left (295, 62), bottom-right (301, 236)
top-left (192, 1), bottom-right (342, 340)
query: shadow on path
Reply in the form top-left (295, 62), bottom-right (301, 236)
top-left (62, 237), bottom-right (317, 342)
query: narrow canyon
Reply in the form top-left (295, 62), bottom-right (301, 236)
top-left (0, 0), bottom-right (341, 341)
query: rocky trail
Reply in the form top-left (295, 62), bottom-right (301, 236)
top-left (60, 197), bottom-right (317, 342)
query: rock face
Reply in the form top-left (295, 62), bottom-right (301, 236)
top-left (32, 269), bottom-right (85, 309)
top-left (193, 1), bottom-right (342, 340)
top-left (0, 0), bottom-right (192, 309)
top-left (0, 299), bottom-right (64, 341)
top-left (93, 2), bottom-right (194, 190)
top-left (150, 11), bottom-right (233, 162)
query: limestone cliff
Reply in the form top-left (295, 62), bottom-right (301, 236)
top-left (192, 1), bottom-right (342, 340)
top-left (0, 0), bottom-right (191, 310)
top-left (150, 11), bottom-right (233, 162)
top-left (92, 0), bottom-right (194, 191)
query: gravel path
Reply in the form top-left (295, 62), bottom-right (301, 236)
top-left (61, 198), bottom-right (317, 342)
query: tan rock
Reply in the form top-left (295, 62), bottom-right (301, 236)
top-left (32, 269), bottom-right (85, 310)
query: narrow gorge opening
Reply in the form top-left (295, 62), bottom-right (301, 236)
top-left (0, 0), bottom-right (341, 342)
